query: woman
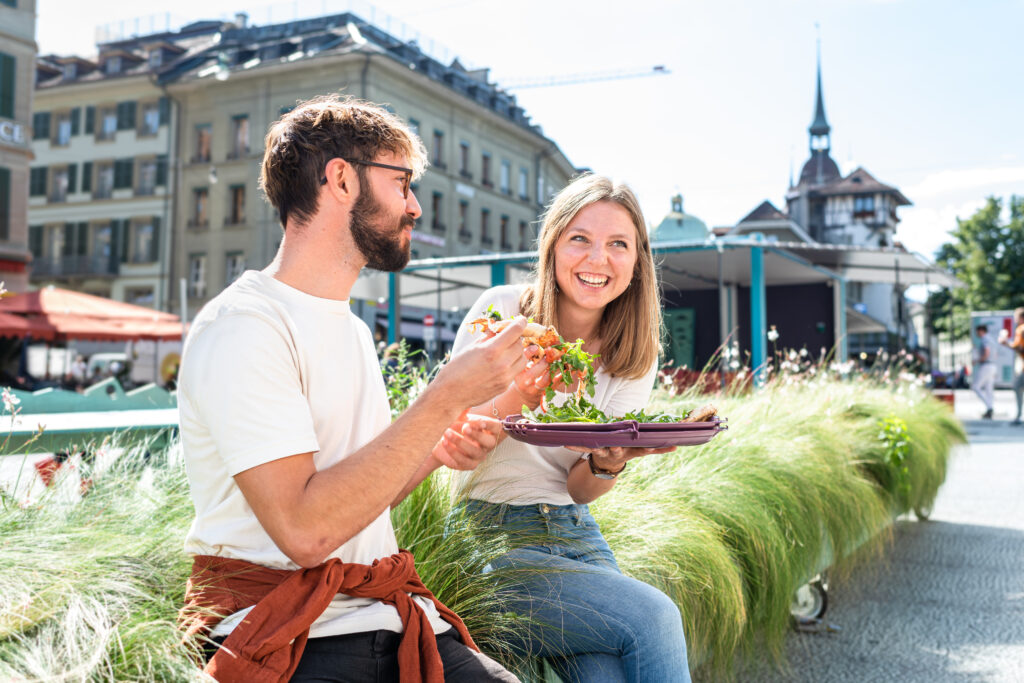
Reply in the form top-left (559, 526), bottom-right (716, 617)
top-left (450, 175), bottom-right (690, 682)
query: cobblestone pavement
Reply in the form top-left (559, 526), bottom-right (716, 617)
top-left (737, 389), bottom-right (1024, 683)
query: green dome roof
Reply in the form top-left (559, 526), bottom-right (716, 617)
top-left (650, 195), bottom-right (709, 242)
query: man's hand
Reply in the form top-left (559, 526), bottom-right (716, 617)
top-left (431, 410), bottom-right (502, 470)
top-left (431, 316), bottom-right (531, 409)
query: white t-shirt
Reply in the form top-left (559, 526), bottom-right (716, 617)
top-left (179, 270), bottom-right (449, 638)
top-left (451, 285), bottom-right (657, 505)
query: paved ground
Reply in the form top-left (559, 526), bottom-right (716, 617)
top-left (739, 389), bottom-right (1024, 682)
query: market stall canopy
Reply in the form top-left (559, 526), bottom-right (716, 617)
top-left (0, 286), bottom-right (183, 341)
top-left (0, 311), bottom-right (58, 340)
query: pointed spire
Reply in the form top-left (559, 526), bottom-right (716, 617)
top-left (809, 29), bottom-right (830, 138)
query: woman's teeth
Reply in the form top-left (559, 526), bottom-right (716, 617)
top-left (577, 274), bottom-right (608, 286)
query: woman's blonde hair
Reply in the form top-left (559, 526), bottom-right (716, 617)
top-left (520, 174), bottom-right (662, 379)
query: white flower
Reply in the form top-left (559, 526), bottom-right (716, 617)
top-left (799, 348), bottom-right (808, 357)
top-left (0, 281), bottom-right (6, 297)
top-left (767, 326), bottom-right (780, 342)
top-left (729, 359), bottom-right (740, 370)
top-left (2, 387), bottom-right (20, 414)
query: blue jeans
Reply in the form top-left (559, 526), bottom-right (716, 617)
top-left (462, 499), bottom-right (691, 683)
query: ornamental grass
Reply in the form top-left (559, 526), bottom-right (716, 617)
top-left (0, 369), bottom-right (964, 681)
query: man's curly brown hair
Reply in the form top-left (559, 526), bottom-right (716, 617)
top-left (259, 95), bottom-right (427, 229)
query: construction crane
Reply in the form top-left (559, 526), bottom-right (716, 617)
top-left (501, 65), bottom-right (670, 90)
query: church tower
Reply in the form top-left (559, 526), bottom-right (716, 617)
top-left (787, 42), bottom-right (841, 240)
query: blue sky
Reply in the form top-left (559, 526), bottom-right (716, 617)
top-left (38, 0), bottom-right (1024, 260)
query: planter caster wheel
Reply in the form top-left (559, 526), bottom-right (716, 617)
top-left (914, 502), bottom-right (933, 521)
top-left (791, 575), bottom-right (828, 621)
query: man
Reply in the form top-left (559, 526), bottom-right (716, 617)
top-left (971, 324), bottom-right (997, 419)
top-left (999, 307), bottom-right (1024, 425)
top-left (177, 96), bottom-right (533, 682)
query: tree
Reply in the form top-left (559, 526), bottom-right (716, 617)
top-left (927, 195), bottom-right (1024, 338)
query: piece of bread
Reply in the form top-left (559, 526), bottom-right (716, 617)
top-left (682, 403), bottom-right (718, 423)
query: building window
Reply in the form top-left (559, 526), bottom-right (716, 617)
top-left (480, 208), bottom-right (491, 245)
top-left (432, 130), bottom-right (445, 168)
top-left (92, 223), bottom-right (112, 262)
top-left (0, 167), bottom-right (8, 241)
top-left (131, 221), bottom-right (155, 263)
top-left (228, 185), bottom-right (245, 225)
top-left (519, 220), bottom-right (530, 250)
top-left (500, 160), bottom-right (511, 195)
top-left (481, 153), bottom-right (492, 187)
top-left (194, 124), bottom-right (212, 163)
top-left (191, 188), bottom-right (209, 228)
top-left (105, 56), bottom-right (121, 75)
top-left (229, 115), bottom-right (249, 159)
top-left (148, 49), bottom-right (162, 69)
top-left (53, 111), bottom-right (72, 146)
top-left (98, 106), bottom-right (117, 141)
top-left (225, 251), bottom-right (246, 285)
top-left (408, 118), bottom-right (419, 137)
top-left (29, 167), bottom-right (47, 196)
top-left (50, 167), bottom-right (69, 203)
top-left (0, 52), bottom-right (14, 119)
top-left (137, 158), bottom-right (157, 195)
top-left (95, 162), bottom-right (114, 199)
top-left (125, 287), bottom-right (154, 306)
top-left (140, 101), bottom-right (160, 136)
top-left (458, 200), bottom-right (470, 241)
top-left (62, 63), bottom-right (77, 80)
top-left (431, 192), bottom-right (444, 232)
top-left (459, 142), bottom-right (471, 178)
top-left (853, 195), bottom-right (875, 216)
top-left (188, 253), bottom-right (207, 298)
top-left (500, 215), bottom-right (510, 249)
top-left (518, 168), bottom-right (529, 201)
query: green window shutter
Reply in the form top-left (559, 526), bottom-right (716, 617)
top-left (155, 154), bottom-right (167, 186)
top-left (108, 221), bottom-right (120, 272)
top-left (158, 97), bottom-right (170, 125)
top-left (0, 167), bottom-right (9, 240)
top-left (0, 53), bottom-right (14, 119)
top-left (62, 223), bottom-right (74, 256)
top-left (114, 158), bottom-right (133, 189)
top-left (116, 101), bottom-right (136, 130)
top-left (149, 217), bottom-right (161, 262)
top-left (29, 225), bottom-right (43, 258)
top-left (76, 222), bottom-right (88, 256)
top-left (85, 106), bottom-right (95, 134)
top-left (82, 161), bottom-right (92, 192)
top-left (32, 112), bottom-right (50, 140)
top-left (29, 167), bottom-right (47, 196)
top-left (67, 164), bottom-right (77, 194)
top-left (119, 219), bottom-right (130, 263)
top-left (70, 107), bottom-right (81, 135)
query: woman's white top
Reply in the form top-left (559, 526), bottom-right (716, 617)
top-left (451, 285), bottom-right (657, 505)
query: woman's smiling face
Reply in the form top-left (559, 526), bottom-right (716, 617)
top-left (554, 200), bottom-right (639, 313)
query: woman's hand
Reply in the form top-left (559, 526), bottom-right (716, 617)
top-left (565, 444), bottom-right (676, 474)
top-left (507, 350), bottom-right (574, 411)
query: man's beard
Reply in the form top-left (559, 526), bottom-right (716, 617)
top-left (349, 186), bottom-right (414, 272)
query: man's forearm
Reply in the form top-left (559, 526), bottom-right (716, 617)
top-left (278, 384), bottom-right (463, 565)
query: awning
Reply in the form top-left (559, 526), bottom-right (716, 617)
top-left (0, 286), bottom-right (184, 342)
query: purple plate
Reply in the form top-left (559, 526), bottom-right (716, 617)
top-left (502, 415), bottom-right (727, 449)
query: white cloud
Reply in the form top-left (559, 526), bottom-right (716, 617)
top-left (898, 198), bottom-right (987, 259)
top-left (903, 166), bottom-right (1024, 199)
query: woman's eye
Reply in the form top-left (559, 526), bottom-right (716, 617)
top-left (612, 240), bottom-right (629, 248)
top-left (570, 235), bottom-right (588, 243)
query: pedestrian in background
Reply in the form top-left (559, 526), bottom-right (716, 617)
top-left (972, 324), bottom-right (997, 419)
top-left (998, 307), bottom-right (1024, 425)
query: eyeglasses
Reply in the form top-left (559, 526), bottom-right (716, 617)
top-left (320, 159), bottom-right (414, 198)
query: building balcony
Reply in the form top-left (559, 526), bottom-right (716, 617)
top-left (459, 170), bottom-right (473, 180)
top-left (431, 221), bottom-right (446, 234)
top-left (457, 229), bottom-right (472, 243)
top-left (481, 179), bottom-right (494, 189)
top-left (31, 255), bottom-right (118, 279)
top-left (226, 147), bottom-right (250, 160)
top-left (481, 235), bottom-right (493, 246)
top-left (187, 218), bottom-right (210, 230)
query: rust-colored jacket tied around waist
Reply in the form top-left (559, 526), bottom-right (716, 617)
top-left (180, 549), bottom-right (477, 683)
